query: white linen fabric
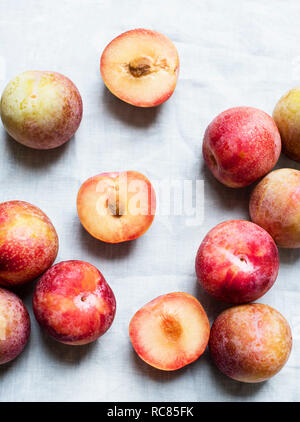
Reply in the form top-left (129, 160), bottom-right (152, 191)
top-left (0, 0), bottom-right (299, 402)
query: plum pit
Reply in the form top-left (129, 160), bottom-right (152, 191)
top-left (129, 57), bottom-right (152, 77)
top-left (160, 314), bottom-right (182, 342)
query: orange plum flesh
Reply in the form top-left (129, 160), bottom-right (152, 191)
top-left (129, 292), bottom-right (210, 371)
top-left (101, 29), bottom-right (179, 107)
top-left (77, 171), bottom-right (156, 243)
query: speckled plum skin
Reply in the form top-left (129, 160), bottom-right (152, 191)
top-left (203, 107), bottom-right (281, 188)
top-left (209, 304), bottom-right (292, 383)
top-left (196, 220), bottom-right (279, 304)
top-left (0, 71), bottom-right (83, 149)
top-left (273, 87), bottom-right (300, 162)
top-left (33, 260), bottom-right (116, 345)
top-left (0, 288), bottom-right (30, 365)
top-left (250, 168), bottom-right (300, 248)
top-left (0, 201), bottom-right (59, 287)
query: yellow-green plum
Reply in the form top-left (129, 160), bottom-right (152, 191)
top-left (273, 87), bottom-right (300, 161)
top-left (0, 71), bottom-right (83, 149)
top-left (250, 168), bottom-right (300, 248)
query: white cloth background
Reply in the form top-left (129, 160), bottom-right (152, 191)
top-left (0, 0), bottom-right (300, 402)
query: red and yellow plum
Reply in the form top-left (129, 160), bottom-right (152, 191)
top-left (196, 220), bottom-right (279, 304)
top-left (209, 304), bottom-right (292, 383)
top-left (0, 201), bottom-right (58, 287)
top-left (250, 168), bottom-right (300, 248)
top-left (203, 107), bottom-right (281, 188)
top-left (33, 260), bottom-right (116, 345)
top-left (0, 288), bottom-right (30, 365)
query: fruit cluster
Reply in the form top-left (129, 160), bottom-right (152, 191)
top-left (0, 29), bottom-right (297, 384)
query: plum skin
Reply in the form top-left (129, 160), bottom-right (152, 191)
top-left (203, 107), bottom-right (281, 188)
top-left (0, 287), bottom-right (31, 365)
top-left (196, 220), bottom-right (279, 304)
top-left (0, 70), bottom-right (83, 150)
top-left (209, 303), bottom-right (292, 383)
top-left (0, 200), bottom-right (59, 287)
top-left (33, 260), bottom-right (116, 345)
